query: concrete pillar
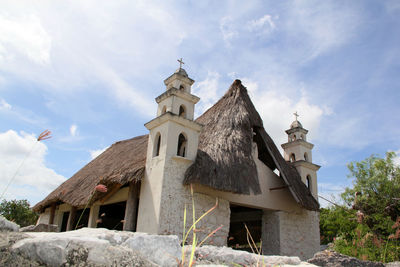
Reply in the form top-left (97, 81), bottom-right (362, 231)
top-left (123, 182), bottom-right (139, 231)
top-left (66, 206), bottom-right (77, 231)
top-left (49, 203), bottom-right (56, 225)
top-left (261, 210), bottom-right (281, 255)
top-left (88, 205), bottom-right (100, 228)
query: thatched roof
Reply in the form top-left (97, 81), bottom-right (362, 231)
top-left (184, 80), bottom-right (319, 210)
top-left (34, 80), bottom-right (319, 212)
top-left (33, 135), bottom-right (148, 212)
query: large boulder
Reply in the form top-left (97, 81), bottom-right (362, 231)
top-left (191, 245), bottom-right (314, 267)
top-left (10, 228), bottom-right (157, 266)
top-left (20, 224), bottom-right (58, 232)
top-left (0, 215), bottom-right (20, 232)
top-left (308, 250), bottom-right (385, 267)
top-left (122, 232), bottom-right (181, 267)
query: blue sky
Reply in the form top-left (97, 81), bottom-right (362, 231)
top-left (0, 0), bottom-right (399, 207)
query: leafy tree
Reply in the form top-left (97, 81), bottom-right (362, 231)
top-left (320, 206), bottom-right (357, 244)
top-left (0, 199), bottom-right (38, 227)
top-left (342, 152), bottom-right (400, 236)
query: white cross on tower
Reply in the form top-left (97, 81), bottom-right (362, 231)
top-left (177, 58), bottom-right (184, 69)
top-left (293, 111), bottom-right (299, 121)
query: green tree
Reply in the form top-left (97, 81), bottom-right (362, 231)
top-left (320, 206), bottom-right (357, 244)
top-left (0, 199), bottom-right (38, 227)
top-left (342, 152), bottom-right (400, 236)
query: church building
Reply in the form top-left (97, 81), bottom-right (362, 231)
top-left (34, 63), bottom-right (321, 260)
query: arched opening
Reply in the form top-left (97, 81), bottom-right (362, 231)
top-left (153, 133), bottom-right (161, 157)
top-left (293, 135), bottom-right (297, 140)
top-left (179, 84), bottom-right (185, 91)
top-left (290, 153), bottom-right (296, 162)
top-left (179, 105), bottom-right (186, 118)
top-left (161, 106), bottom-right (167, 115)
top-left (306, 175), bottom-right (311, 191)
top-left (301, 134), bottom-right (304, 140)
top-left (304, 152), bottom-right (308, 162)
top-left (177, 133), bottom-right (187, 157)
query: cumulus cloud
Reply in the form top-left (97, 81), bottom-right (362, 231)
top-left (69, 124), bottom-right (78, 137)
top-left (0, 130), bottom-right (65, 203)
top-left (89, 146), bottom-right (109, 159)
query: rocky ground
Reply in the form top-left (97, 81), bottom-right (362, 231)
top-left (1, 216), bottom-right (398, 267)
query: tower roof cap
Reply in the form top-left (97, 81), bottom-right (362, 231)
top-left (290, 120), bottom-right (303, 129)
top-left (174, 68), bottom-right (188, 77)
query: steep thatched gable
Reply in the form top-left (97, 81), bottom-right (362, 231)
top-left (184, 80), bottom-right (319, 210)
top-left (184, 80), bottom-right (263, 195)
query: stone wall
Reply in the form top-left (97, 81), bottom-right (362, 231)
top-left (262, 209), bottom-right (320, 260)
top-left (157, 157), bottom-right (230, 246)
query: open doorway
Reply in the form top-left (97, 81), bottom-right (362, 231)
top-left (228, 204), bottom-right (262, 252)
top-left (97, 201), bottom-right (126, 230)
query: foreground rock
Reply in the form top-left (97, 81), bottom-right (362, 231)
top-left (0, 228), bottom-right (319, 266)
top-left (20, 223), bottom-right (58, 232)
top-left (308, 250), bottom-right (385, 267)
top-left (0, 216), bottom-right (20, 232)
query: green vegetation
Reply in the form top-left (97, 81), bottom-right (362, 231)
top-left (0, 199), bottom-right (38, 227)
top-left (320, 152), bottom-right (400, 262)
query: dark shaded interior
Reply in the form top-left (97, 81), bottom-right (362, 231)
top-left (228, 204), bottom-right (262, 252)
top-left (60, 211), bottom-right (69, 232)
top-left (74, 208), bottom-right (90, 229)
top-left (97, 201), bottom-right (126, 230)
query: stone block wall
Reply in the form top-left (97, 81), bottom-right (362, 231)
top-left (158, 157), bottom-right (230, 246)
top-left (262, 209), bottom-right (320, 260)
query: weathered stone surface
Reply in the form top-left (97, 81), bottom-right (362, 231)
top-left (122, 232), bottom-right (181, 267)
top-left (192, 245), bottom-right (303, 266)
top-left (0, 215), bottom-right (20, 232)
top-left (20, 223), bottom-right (58, 232)
top-left (308, 250), bottom-right (385, 267)
top-left (11, 228), bottom-right (156, 266)
top-left (386, 262), bottom-right (400, 267)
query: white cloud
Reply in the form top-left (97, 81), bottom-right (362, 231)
top-left (318, 182), bottom-right (349, 208)
top-left (0, 130), bottom-right (65, 203)
top-left (220, 16), bottom-right (238, 43)
top-left (240, 78), bottom-right (325, 146)
top-left (285, 1), bottom-right (362, 61)
top-left (89, 146), bottom-right (109, 159)
top-left (69, 124), bottom-right (78, 137)
top-left (0, 14), bottom-right (51, 65)
top-left (394, 150), bottom-right (400, 166)
top-left (0, 98), bottom-right (11, 110)
top-left (247, 14), bottom-right (276, 34)
top-left (192, 71), bottom-right (221, 116)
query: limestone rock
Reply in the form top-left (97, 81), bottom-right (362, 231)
top-left (0, 215), bottom-right (20, 232)
top-left (308, 250), bottom-right (385, 267)
top-left (11, 228), bottom-right (156, 266)
top-left (192, 246), bottom-right (303, 266)
top-left (386, 262), bottom-right (400, 267)
top-left (20, 223), bottom-right (58, 232)
top-left (122, 232), bottom-right (181, 267)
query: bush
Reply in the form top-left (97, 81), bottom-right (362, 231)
top-left (0, 199), bottom-right (38, 227)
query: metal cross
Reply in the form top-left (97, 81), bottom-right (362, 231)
top-left (177, 58), bottom-right (184, 69)
top-left (293, 111), bottom-right (299, 121)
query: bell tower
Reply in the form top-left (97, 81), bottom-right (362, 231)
top-left (136, 60), bottom-right (202, 234)
top-left (281, 112), bottom-right (320, 200)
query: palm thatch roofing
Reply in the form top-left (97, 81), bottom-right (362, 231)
top-left (34, 79), bottom-right (319, 212)
top-left (33, 135), bottom-right (148, 212)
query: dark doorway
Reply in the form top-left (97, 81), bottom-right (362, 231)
top-left (228, 204), bottom-right (262, 252)
top-left (73, 208), bottom-right (90, 229)
top-left (97, 201), bottom-right (126, 230)
top-left (61, 211), bottom-right (69, 232)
